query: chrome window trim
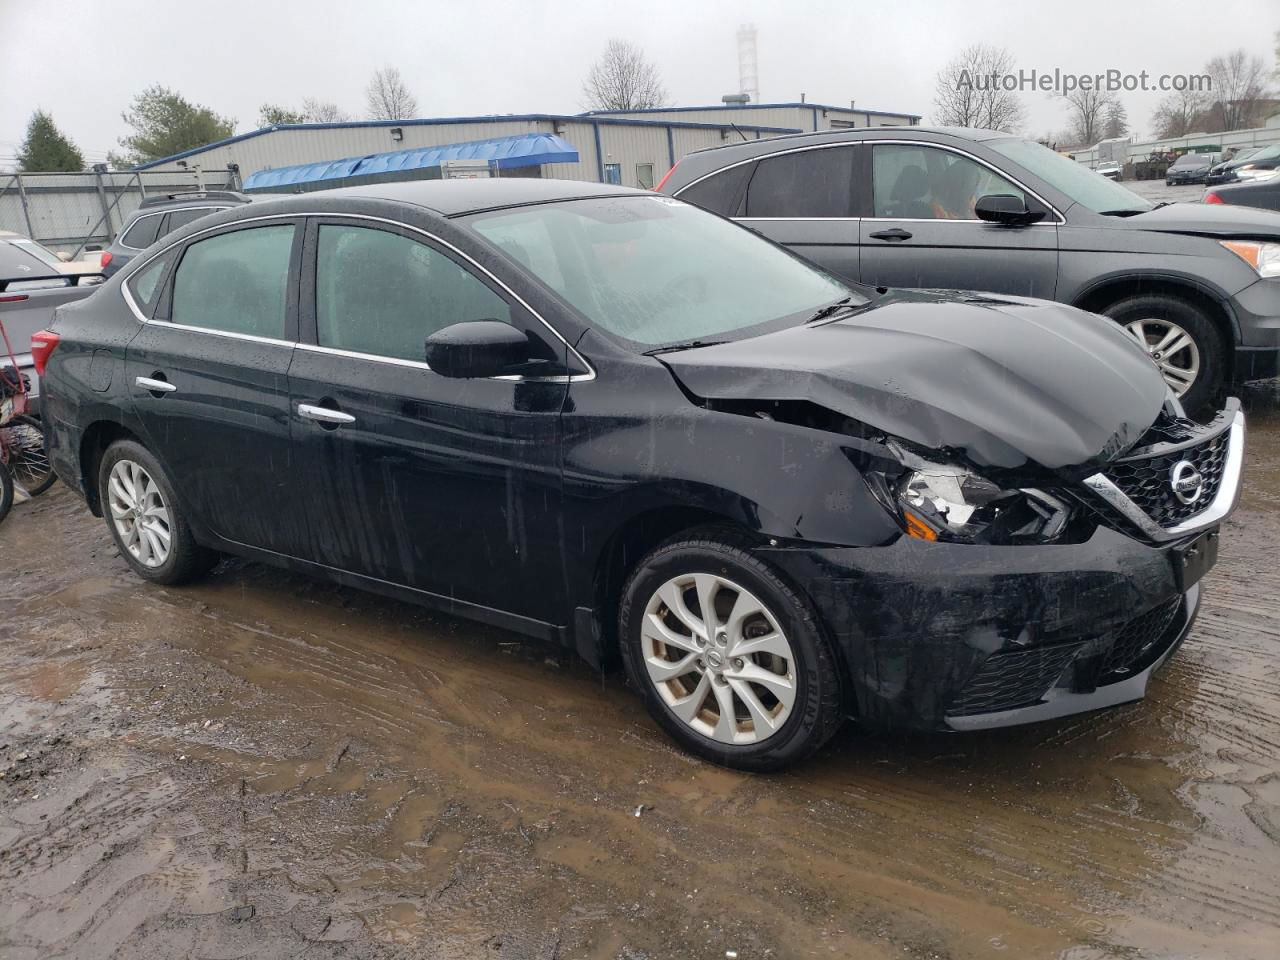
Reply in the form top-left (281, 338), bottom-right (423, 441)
top-left (1083, 409), bottom-right (1245, 542)
top-left (674, 138), bottom-right (1066, 225)
top-left (118, 206), bottom-right (227, 251)
top-left (118, 211), bottom-right (596, 384)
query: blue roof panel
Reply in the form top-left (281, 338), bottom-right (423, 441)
top-left (243, 132), bottom-right (579, 190)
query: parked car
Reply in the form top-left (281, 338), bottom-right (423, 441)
top-left (1165, 153), bottom-right (1213, 186)
top-left (37, 180), bottom-right (1242, 770)
top-left (101, 190), bottom-right (251, 277)
top-left (1205, 148), bottom-right (1259, 186)
top-left (0, 230), bottom-right (104, 275)
top-left (1095, 160), bottom-right (1122, 181)
top-left (1204, 174), bottom-right (1280, 213)
top-left (1203, 145), bottom-right (1280, 187)
top-left (0, 237), bottom-right (102, 414)
top-left (658, 126), bottom-right (1280, 414)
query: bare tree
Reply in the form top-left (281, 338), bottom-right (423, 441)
top-left (931, 44), bottom-right (1026, 132)
top-left (583, 39), bottom-right (667, 111)
top-left (302, 98), bottom-right (351, 123)
top-left (1203, 50), bottom-right (1270, 132)
top-left (1062, 88), bottom-right (1117, 146)
top-left (365, 67), bottom-right (418, 121)
top-left (1150, 87), bottom-right (1210, 138)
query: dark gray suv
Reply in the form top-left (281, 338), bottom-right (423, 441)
top-left (658, 127), bottom-right (1280, 414)
top-left (101, 191), bottom-right (250, 278)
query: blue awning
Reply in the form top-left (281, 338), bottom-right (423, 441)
top-left (242, 133), bottom-right (579, 190)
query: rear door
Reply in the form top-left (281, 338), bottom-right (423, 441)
top-left (286, 217), bottom-right (570, 625)
top-left (122, 218), bottom-right (311, 554)
top-left (733, 144), bottom-right (862, 283)
top-left (859, 142), bottom-right (1059, 298)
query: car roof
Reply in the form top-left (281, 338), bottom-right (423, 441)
top-left (685, 125), bottom-right (1014, 158)
top-left (251, 178), bottom-right (650, 218)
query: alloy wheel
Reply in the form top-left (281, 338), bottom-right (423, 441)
top-left (1124, 318), bottom-right (1200, 396)
top-left (107, 459), bottom-right (173, 568)
top-left (641, 572), bottom-right (796, 745)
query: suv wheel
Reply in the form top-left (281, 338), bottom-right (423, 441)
top-left (1102, 294), bottom-right (1226, 416)
top-left (619, 529), bottom-right (842, 771)
top-left (99, 440), bottom-right (216, 584)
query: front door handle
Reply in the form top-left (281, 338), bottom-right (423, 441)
top-left (868, 228), bottom-right (913, 242)
top-left (135, 376), bottom-right (177, 393)
top-left (298, 403), bottom-right (356, 426)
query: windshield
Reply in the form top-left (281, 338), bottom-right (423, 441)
top-left (4, 238), bottom-right (64, 270)
top-left (1172, 155), bottom-right (1208, 168)
top-left (1239, 145), bottom-right (1280, 164)
top-left (465, 195), bottom-right (857, 348)
top-left (988, 138), bottom-right (1155, 215)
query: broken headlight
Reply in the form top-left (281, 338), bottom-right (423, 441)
top-left (891, 465), bottom-right (1069, 544)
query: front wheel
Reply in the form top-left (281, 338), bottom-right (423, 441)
top-left (1102, 294), bottom-right (1226, 417)
top-left (2, 415), bottom-right (56, 495)
top-left (98, 440), bottom-right (216, 585)
top-left (619, 530), bottom-right (843, 771)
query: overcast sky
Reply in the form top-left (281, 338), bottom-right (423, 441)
top-left (2, 0), bottom-right (1277, 166)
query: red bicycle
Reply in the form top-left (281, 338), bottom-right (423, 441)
top-left (0, 317), bottom-right (56, 522)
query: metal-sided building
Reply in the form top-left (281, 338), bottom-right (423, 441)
top-left (134, 101), bottom-right (919, 192)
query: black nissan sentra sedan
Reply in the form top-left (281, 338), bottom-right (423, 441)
top-left (35, 180), bottom-right (1244, 771)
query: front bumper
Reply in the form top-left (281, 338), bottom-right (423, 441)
top-left (765, 526), bottom-right (1205, 732)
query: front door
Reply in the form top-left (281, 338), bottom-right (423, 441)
top-left (287, 218), bottom-right (569, 625)
top-left (859, 143), bottom-right (1059, 298)
top-left (123, 219), bottom-right (310, 555)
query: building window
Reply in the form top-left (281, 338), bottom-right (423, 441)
top-left (603, 163), bottom-right (622, 185)
top-left (829, 119), bottom-right (859, 129)
top-left (636, 162), bottom-right (655, 189)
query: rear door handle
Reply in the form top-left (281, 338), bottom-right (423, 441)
top-left (298, 403), bottom-right (356, 425)
top-left (135, 376), bottom-right (177, 393)
top-left (868, 228), bottom-right (913, 242)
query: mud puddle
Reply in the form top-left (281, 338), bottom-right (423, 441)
top-left (2, 384), bottom-right (1279, 958)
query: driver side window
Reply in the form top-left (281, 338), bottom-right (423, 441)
top-left (872, 144), bottom-right (1024, 220)
top-left (315, 224), bottom-right (515, 362)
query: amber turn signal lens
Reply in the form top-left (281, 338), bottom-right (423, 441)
top-left (903, 511), bottom-right (938, 542)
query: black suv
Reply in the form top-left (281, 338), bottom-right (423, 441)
top-left (36, 181), bottom-right (1242, 770)
top-left (658, 126), bottom-right (1280, 415)
top-left (101, 191), bottom-right (250, 277)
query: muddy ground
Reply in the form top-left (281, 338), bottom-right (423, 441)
top-left (2, 385), bottom-right (1279, 960)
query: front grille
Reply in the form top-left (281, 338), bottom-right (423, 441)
top-left (1102, 431), bottom-right (1229, 527)
top-left (1099, 598), bottom-right (1182, 680)
top-left (946, 643), bottom-right (1083, 717)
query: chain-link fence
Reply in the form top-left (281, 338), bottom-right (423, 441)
top-left (0, 168), bottom-right (243, 258)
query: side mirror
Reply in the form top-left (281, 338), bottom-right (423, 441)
top-left (974, 194), bottom-right (1043, 226)
top-left (425, 320), bottom-right (530, 378)
top-left (56, 251), bottom-right (72, 262)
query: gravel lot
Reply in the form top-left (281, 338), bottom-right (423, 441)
top-left (2, 388), bottom-right (1278, 955)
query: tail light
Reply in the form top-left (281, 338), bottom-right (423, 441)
top-left (654, 161), bottom-right (679, 193)
top-left (31, 330), bottom-right (60, 375)
top-left (1204, 192), bottom-right (1224, 205)
top-left (100, 251), bottom-right (113, 270)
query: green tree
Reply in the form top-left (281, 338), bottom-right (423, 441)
top-left (258, 103), bottom-right (307, 127)
top-left (112, 85), bottom-right (235, 166)
top-left (16, 110), bottom-right (84, 172)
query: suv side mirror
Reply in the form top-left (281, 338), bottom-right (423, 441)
top-left (975, 194), bottom-right (1043, 226)
top-left (425, 320), bottom-right (531, 378)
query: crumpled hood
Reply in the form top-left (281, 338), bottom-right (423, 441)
top-left (661, 290), bottom-right (1167, 471)
top-left (1123, 200), bottom-right (1280, 238)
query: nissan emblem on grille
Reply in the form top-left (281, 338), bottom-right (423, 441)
top-left (1170, 460), bottom-right (1205, 505)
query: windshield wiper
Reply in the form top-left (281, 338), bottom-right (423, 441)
top-left (805, 296), bottom-right (854, 324)
top-left (643, 339), bottom-right (730, 356)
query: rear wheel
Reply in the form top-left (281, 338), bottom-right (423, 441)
top-left (619, 529), bottom-right (843, 771)
top-left (1102, 294), bottom-right (1226, 416)
top-left (98, 440), bottom-right (216, 584)
top-left (2, 415), bottom-right (56, 495)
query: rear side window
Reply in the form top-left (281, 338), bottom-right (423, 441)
top-left (744, 146), bottom-right (857, 218)
top-left (121, 213), bottom-right (163, 249)
top-left (125, 248), bottom-right (178, 315)
top-left (676, 163), bottom-right (753, 216)
top-left (163, 207), bottom-right (222, 238)
top-left (315, 224), bottom-right (514, 363)
top-left (170, 225), bottom-right (295, 338)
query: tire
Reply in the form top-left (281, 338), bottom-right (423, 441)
top-left (0, 461), bottom-right (12, 525)
top-left (98, 439), bottom-right (216, 585)
top-left (619, 528), bottom-right (843, 772)
top-left (1101, 294), bottom-right (1226, 417)
top-left (3, 415), bottom-right (56, 496)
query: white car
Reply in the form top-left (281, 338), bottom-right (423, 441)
top-left (1095, 161), bottom-right (1122, 181)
